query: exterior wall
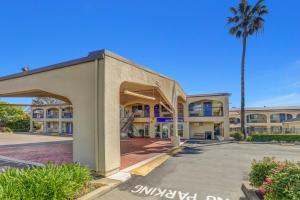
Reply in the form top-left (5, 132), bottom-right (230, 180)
top-left (189, 122), bottom-right (214, 139)
top-left (283, 121), bottom-right (300, 134)
top-left (229, 109), bottom-right (300, 134)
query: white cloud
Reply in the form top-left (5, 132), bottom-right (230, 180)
top-left (250, 93), bottom-right (300, 107)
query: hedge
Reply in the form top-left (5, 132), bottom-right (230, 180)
top-left (250, 134), bottom-right (300, 142)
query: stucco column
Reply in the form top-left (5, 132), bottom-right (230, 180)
top-left (183, 102), bottom-right (190, 139)
top-left (29, 108), bottom-right (33, 133)
top-left (171, 101), bottom-right (180, 147)
top-left (58, 108), bottom-right (62, 134)
top-left (43, 108), bottom-right (47, 134)
top-left (149, 122), bottom-right (155, 138)
top-left (149, 104), bottom-right (156, 138)
top-left (223, 98), bottom-right (230, 139)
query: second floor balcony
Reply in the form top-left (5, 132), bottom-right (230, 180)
top-left (188, 100), bottom-right (224, 117)
top-left (47, 108), bottom-right (59, 119)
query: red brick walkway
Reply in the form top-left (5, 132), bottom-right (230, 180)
top-left (120, 138), bottom-right (172, 169)
top-left (0, 142), bottom-right (73, 164)
top-left (0, 138), bottom-right (172, 169)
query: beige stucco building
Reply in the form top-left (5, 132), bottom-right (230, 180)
top-left (0, 49), bottom-right (230, 176)
top-left (283, 118), bottom-right (300, 134)
top-left (30, 105), bottom-right (73, 135)
top-left (229, 107), bottom-right (300, 134)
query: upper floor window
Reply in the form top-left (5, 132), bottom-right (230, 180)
top-left (230, 117), bottom-right (240, 124)
top-left (246, 114), bottom-right (267, 123)
top-left (32, 109), bottom-right (44, 119)
top-left (270, 113), bottom-right (293, 123)
top-left (47, 108), bottom-right (59, 119)
top-left (131, 104), bottom-right (150, 118)
top-left (62, 107), bottom-right (73, 118)
top-left (189, 100), bottom-right (223, 117)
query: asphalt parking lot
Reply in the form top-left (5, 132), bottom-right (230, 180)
top-left (97, 143), bottom-right (300, 200)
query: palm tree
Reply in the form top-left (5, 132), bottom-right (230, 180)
top-left (227, 0), bottom-right (268, 138)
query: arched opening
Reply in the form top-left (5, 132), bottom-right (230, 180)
top-left (0, 89), bottom-right (73, 165)
top-left (119, 81), bottom-right (175, 170)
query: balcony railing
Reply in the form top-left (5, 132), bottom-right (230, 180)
top-left (62, 112), bottom-right (73, 119)
top-left (32, 114), bottom-right (44, 119)
top-left (47, 113), bottom-right (59, 119)
top-left (189, 107), bottom-right (223, 117)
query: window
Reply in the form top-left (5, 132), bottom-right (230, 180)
top-left (246, 114), bottom-right (267, 123)
top-left (189, 102), bottom-right (203, 117)
top-left (230, 117), bottom-right (240, 124)
top-left (271, 113), bottom-right (292, 123)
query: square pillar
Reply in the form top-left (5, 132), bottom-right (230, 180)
top-left (58, 108), bottom-right (62, 134)
top-left (43, 108), bottom-right (47, 134)
top-left (171, 100), bottom-right (180, 147)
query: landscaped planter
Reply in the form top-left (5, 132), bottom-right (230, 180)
top-left (241, 182), bottom-right (263, 200)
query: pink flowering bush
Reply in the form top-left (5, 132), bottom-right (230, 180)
top-left (249, 157), bottom-right (279, 186)
top-left (249, 158), bottom-right (300, 200)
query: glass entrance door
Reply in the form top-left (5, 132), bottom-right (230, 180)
top-left (162, 123), bottom-right (169, 138)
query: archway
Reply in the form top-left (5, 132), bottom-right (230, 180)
top-left (0, 92), bottom-right (73, 165)
top-left (119, 81), bottom-right (175, 170)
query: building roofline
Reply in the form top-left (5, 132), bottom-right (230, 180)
top-left (230, 106), bottom-right (300, 112)
top-left (187, 93), bottom-right (231, 98)
top-left (0, 49), bottom-right (186, 95)
top-left (0, 50), bottom-right (105, 82)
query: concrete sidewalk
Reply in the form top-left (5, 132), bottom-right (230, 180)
top-left (0, 133), bottom-right (72, 146)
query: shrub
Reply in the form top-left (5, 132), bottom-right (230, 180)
top-left (0, 163), bottom-right (92, 200)
top-left (262, 163), bottom-right (300, 200)
top-left (249, 157), bottom-right (279, 186)
top-left (251, 134), bottom-right (300, 142)
top-left (230, 132), bottom-right (244, 141)
top-left (245, 136), bottom-right (252, 142)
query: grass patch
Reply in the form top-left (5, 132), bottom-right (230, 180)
top-left (0, 163), bottom-right (93, 200)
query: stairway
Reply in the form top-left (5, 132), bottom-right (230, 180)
top-left (120, 111), bottom-right (136, 138)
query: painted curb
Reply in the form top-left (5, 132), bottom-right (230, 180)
top-left (77, 180), bottom-right (122, 200)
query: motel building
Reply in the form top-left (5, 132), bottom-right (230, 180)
top-left (0, 49), bottom-right (229, 176)
top-left (30, 105), bottom-right (73, 135)
top-left (229, 107), bottom-right (300, 134)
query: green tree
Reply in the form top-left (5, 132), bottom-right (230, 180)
top-left (0, 102), bottom-right (30, 132)
top-left (227, 0), bottom-right (268, 138)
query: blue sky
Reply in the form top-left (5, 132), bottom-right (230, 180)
top-left (0, 0), bottom-right (299, 108)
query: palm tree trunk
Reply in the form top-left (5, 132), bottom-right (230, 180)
top-left (241, 35), bottom-right (247, 139)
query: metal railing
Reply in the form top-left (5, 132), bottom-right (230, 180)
top-left (189, 107), bottom-right (223, 117)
